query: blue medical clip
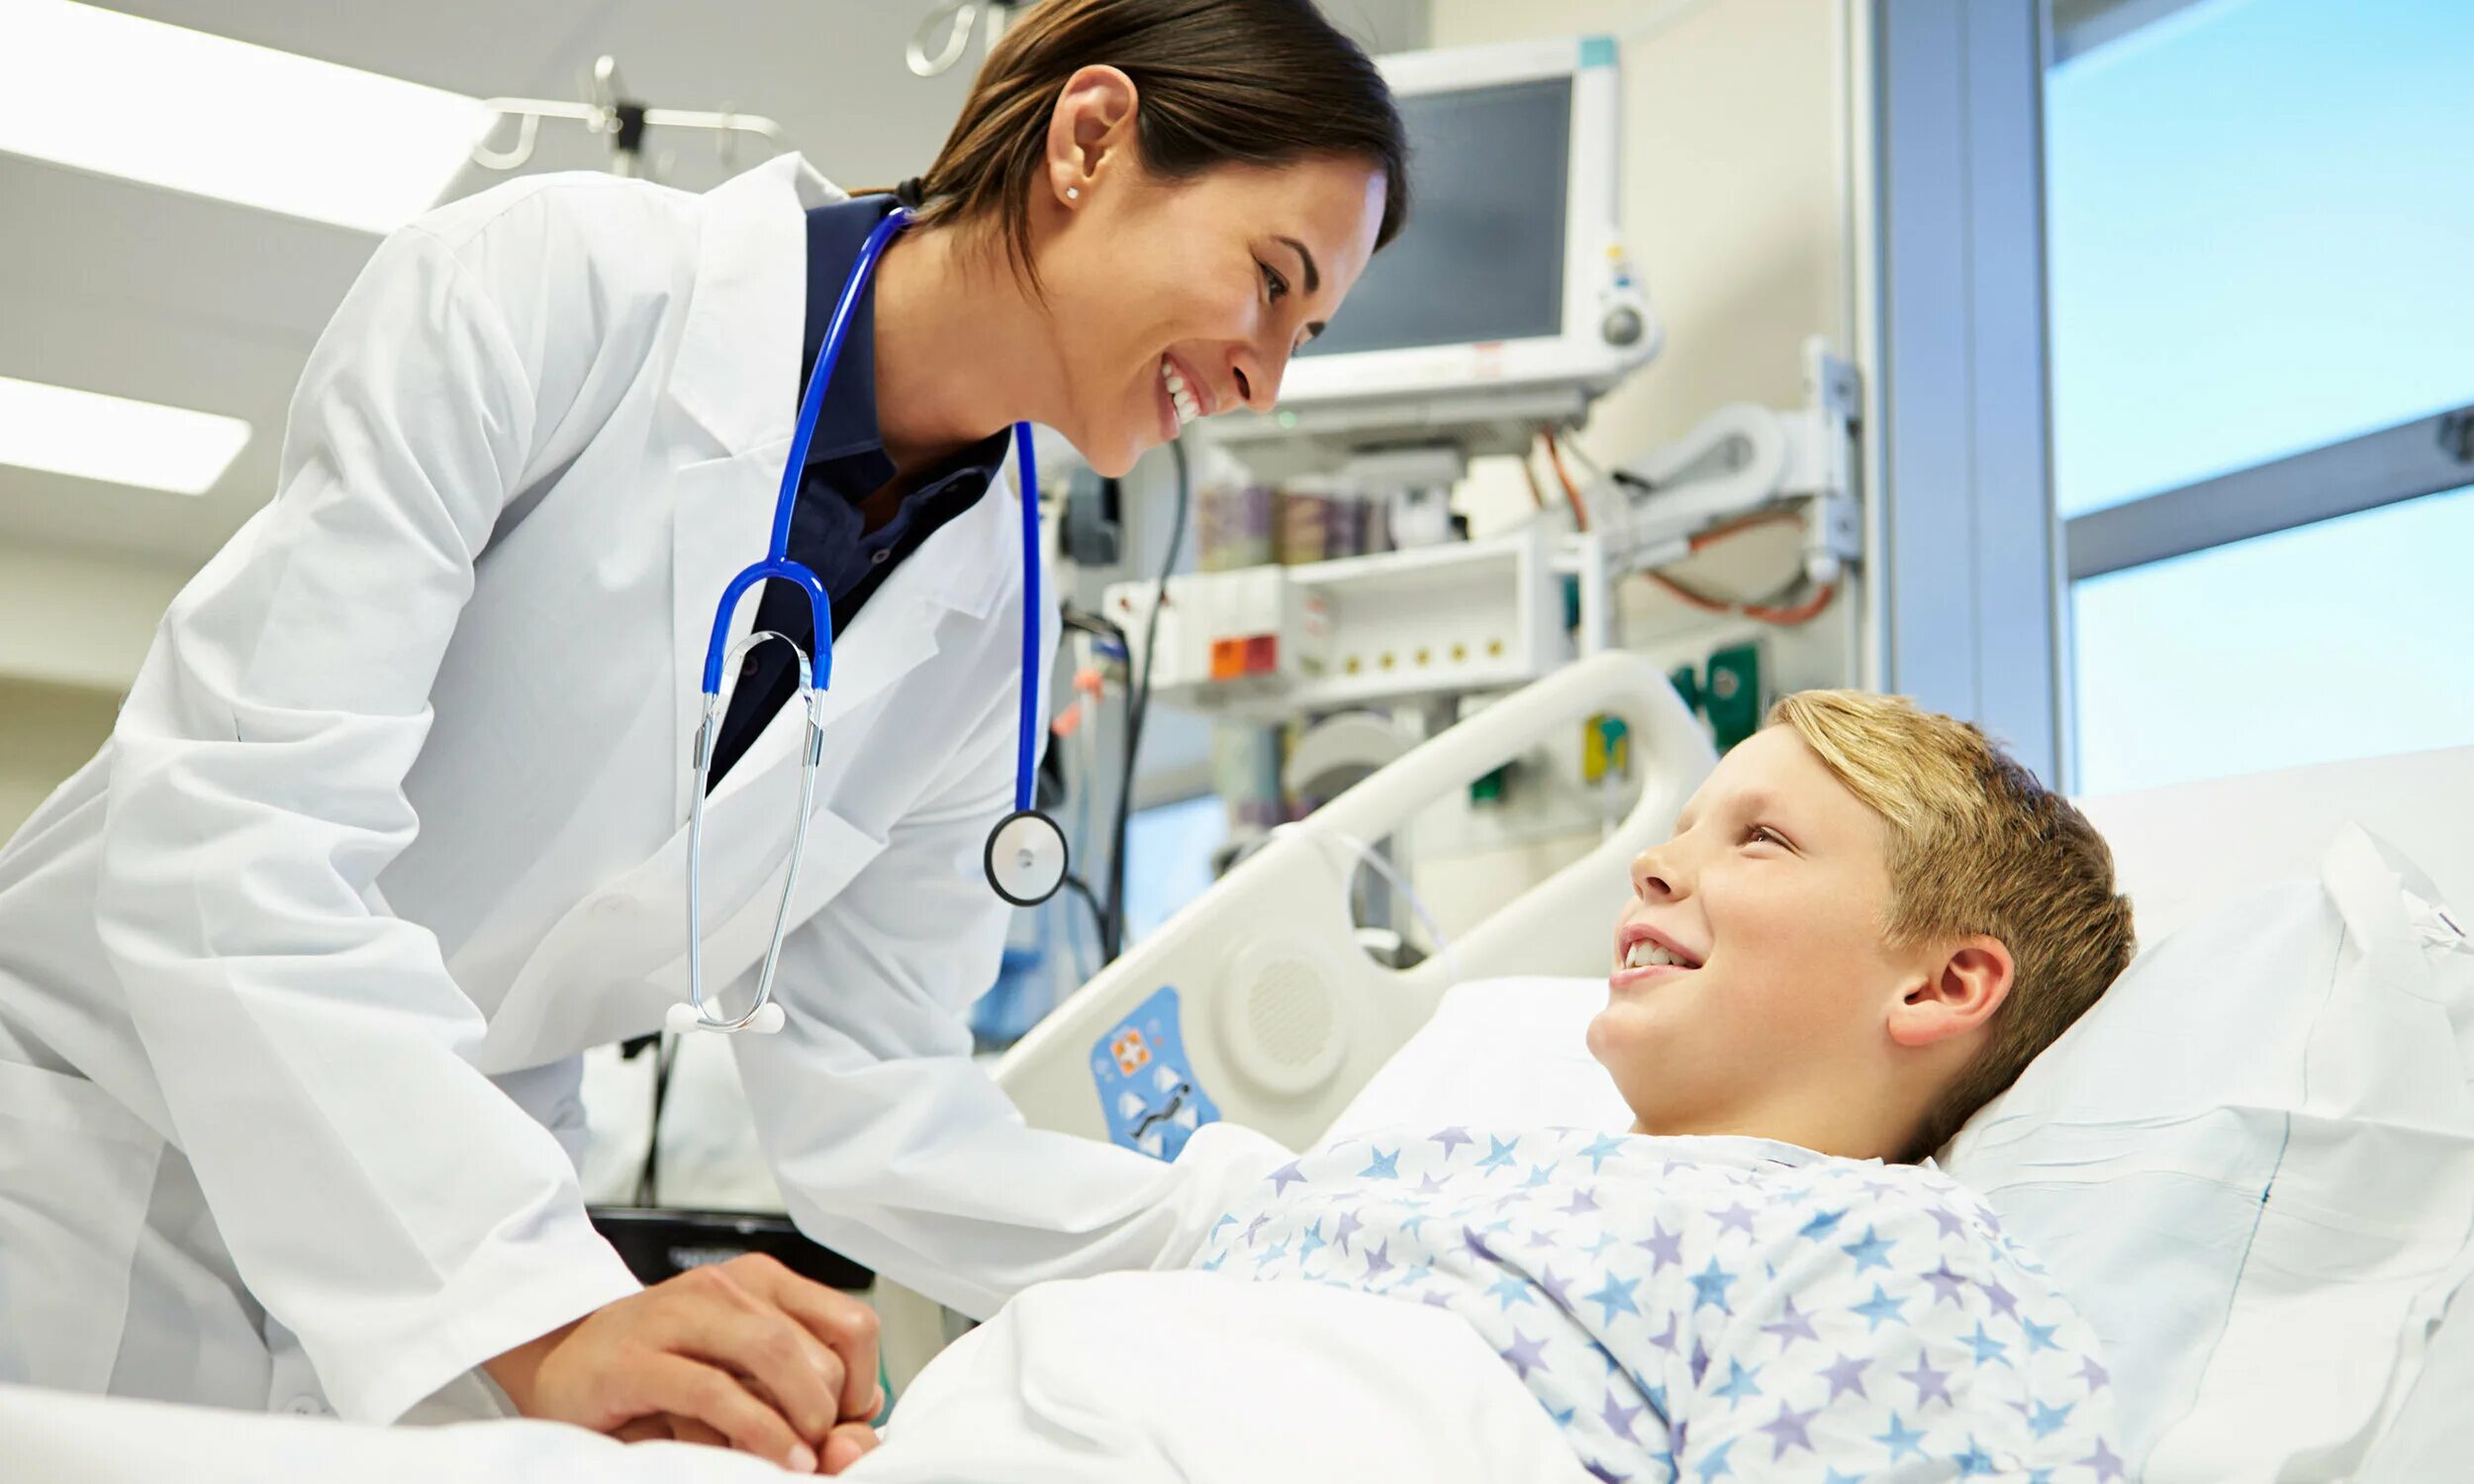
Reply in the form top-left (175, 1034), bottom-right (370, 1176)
top-left (1091, 986), bottom-right (1221, 1160)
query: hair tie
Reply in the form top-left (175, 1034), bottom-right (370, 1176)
top-left (893, 176), bottom-right (928, 209)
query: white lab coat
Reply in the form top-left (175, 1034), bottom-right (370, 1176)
top-left (0, 153), bottom-right (1275, 1424)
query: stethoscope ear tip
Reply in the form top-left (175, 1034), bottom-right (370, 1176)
top-left (665, 1001), bottom-right (708, 1037)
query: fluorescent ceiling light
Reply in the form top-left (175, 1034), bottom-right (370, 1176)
top-left (0, 376), bottom-right (250, 496)
top-left (0, 0), bottom-right (494, 232)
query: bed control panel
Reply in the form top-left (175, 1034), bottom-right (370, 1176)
top-left (1091, 986), bottom-right (1222, 1160)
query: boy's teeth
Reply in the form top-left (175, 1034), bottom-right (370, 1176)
top-left (1624, 940), bottom-right (1690, 970)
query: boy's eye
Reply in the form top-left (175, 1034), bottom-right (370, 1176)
top-left (1259, 259), bottom-right (1289, 302)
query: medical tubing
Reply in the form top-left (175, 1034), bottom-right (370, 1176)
top-left (743, 696), bottom-right (828, 1019)
top-left (1013, 420), bottom-right (1041, 812)
top-left (1253, 823), bottom-right (1460, 985)
top-left (775, 208), bottom-right (909, 561)
top-left (1107, 439), bottom-right (1190, 960)
top-left (707, 206), bottom-right (913, 700)
top-left (683, 632), bottom-right (814, 1032)
top-left (685, 702), bottom-right (720, 1014)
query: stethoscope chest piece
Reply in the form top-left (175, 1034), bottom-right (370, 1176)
top-left (986, 808), bottom-right (1069, 908)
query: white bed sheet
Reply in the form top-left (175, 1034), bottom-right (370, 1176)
top-left (0, 1273), bottom-right (1587, 1484)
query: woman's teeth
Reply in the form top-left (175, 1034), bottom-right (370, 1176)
top-left (1623, 940), bottom-right (1694, 971)
top-left (1161, 358), bottom-right (1200, 427)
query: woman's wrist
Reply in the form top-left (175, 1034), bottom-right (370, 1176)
top-left (480, 1320), bottom-right (578, 1416)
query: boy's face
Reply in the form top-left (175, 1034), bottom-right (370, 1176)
top-left (1587, 726), bottom-right (1932, 1142)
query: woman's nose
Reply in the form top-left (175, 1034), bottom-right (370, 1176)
top-left (1229, 345), bottom-right (1284, 414)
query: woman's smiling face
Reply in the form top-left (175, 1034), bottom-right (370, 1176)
top-left (1032, 149), bottom-right (1387, 476)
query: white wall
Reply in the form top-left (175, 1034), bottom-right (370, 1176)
top-left (0, 680), bottom-right (119, 839)
top-left (0, 546), bottom-right (185, 694)
top-left (0, 549), bottom-right (176, 838)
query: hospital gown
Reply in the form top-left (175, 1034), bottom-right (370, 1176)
top-left (1193, 1128), bottom-right (2123, 1482)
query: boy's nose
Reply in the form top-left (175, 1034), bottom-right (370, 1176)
top-left (1631, 844), bottom-right (1685, 901)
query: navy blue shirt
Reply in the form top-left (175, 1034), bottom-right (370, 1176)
top-left (705, 195), bottom-right (1008, 788)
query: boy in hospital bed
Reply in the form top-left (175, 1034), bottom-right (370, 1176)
top-left (856, 690), bottom-right (2135, 1484)
top-left (1170, 691), bottom-right (2137, 1481)
top-left (851, 693), bottom-right (2128, 1484)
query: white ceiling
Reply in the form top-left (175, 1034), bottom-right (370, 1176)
top-left (0, 0), bottom-right (1427, 572)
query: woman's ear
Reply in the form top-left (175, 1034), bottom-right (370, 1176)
top-left (1886, 936), bottom-right (2013, 1050)
top-left (1044, 64), bottom-right (1140, 206)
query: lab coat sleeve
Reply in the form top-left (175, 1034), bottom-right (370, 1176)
top-left (732, 686), bottom-right (1287, 1321)
top-left (91, 223), bottom-right (640, 1424)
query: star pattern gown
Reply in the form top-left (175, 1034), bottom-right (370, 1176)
top-left (1194, 1128), bottom-right (2124, 1483)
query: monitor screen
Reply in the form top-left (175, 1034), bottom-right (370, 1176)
top-left (1298, 75), bottom-right (1572, 359)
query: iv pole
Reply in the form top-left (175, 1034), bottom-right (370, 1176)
top-left (472, 55), bottom-right (787, 181)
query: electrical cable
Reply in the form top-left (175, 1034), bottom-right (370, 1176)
top-left (634, 1036), bottom-right (677, 1207)
top-left (1557, 434), bottom-right (1611, 485)
top-left (1639, 507), bottom-right (1835, 624)
top-left (1104, 439), bottom-right (1190, 962)
top-left (1644, 570), bottom-right (1839, 625)
top-left (1689, 510), bottom-right (1804, 550)
top-left (1062, 873), bottom-right (1108, 972)
top-left (1519, 438), bottom-right (1549, 510)
top-left (1540, 427), bottom-right (1589, 531)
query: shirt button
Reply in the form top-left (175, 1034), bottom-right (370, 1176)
top-left (742, 655), bottom-right (761, 679)
top-left (871, 548), bottom-right (891, 565)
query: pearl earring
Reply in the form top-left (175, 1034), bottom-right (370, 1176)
top-left (1066, 187), bottom-right (1080, 201)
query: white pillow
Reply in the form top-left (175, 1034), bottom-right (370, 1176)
top-left (1943, 825), bottom-right (2474, 1482)
top-left (1323, 975), bottom-right (1628, 1142)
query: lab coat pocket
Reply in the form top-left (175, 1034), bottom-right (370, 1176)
top-left (0, 1059), bottom-right (164, 1390)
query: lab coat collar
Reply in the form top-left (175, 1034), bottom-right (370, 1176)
top-left (666, 150), bottom-right (838, 460)
top-left (663, 152), bottom-right (1019, 827)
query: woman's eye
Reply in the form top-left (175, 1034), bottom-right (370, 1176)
top-left (1745, 824), bottom-right (1785, 848)
top-left (1259, 259), bottom-right (1289, 302)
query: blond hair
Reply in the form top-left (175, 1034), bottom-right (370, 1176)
top-left (1766, 690), bottom-right (2135, 1159)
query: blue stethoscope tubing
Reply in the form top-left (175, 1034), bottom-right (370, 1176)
top-left (671, 205), bottom-right (1066, 1037)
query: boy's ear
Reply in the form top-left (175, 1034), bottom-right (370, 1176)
top-left (1887, 936), bottom-right (2013, 1050)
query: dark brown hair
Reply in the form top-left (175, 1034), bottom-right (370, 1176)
top-left (901, 0), bottom-right (1410, 289)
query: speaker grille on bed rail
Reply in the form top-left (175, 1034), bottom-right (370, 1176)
top-left (1247, 958), bottom-right (1335, 1069)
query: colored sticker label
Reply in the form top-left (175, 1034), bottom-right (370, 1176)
top-left (1580, 36), bottom-right (1617, 68)
top-left (1091, 985), bottom-right (1220, 1161)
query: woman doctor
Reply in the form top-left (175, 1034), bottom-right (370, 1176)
top-left (0, 0), bottom-right (1405, 1470)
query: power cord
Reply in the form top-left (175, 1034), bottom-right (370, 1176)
top-left (1103, 440), bottom-right (1190, 962)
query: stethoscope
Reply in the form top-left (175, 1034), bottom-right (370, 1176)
top-left (667, 205), bottom-right (1068, 1037)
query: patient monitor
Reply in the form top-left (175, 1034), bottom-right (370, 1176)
top-left (1213, 35), bottom-right (1656, 479)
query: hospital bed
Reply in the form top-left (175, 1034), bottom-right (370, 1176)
top-left (871, 648), bottom-right (2474, 1477)
top-left (5, 656), bottom-right (2469, 1481)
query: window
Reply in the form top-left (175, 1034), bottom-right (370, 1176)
top-left (2047, 0), bottom-right (2474, 792)
top-left (2070, 483), bottom-right (2474, 793)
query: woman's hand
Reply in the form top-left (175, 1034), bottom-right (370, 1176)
top-left (483, 1253), bottom-right (882, 1473)
top-left (613, 1412), bottom-right (883, 1473)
